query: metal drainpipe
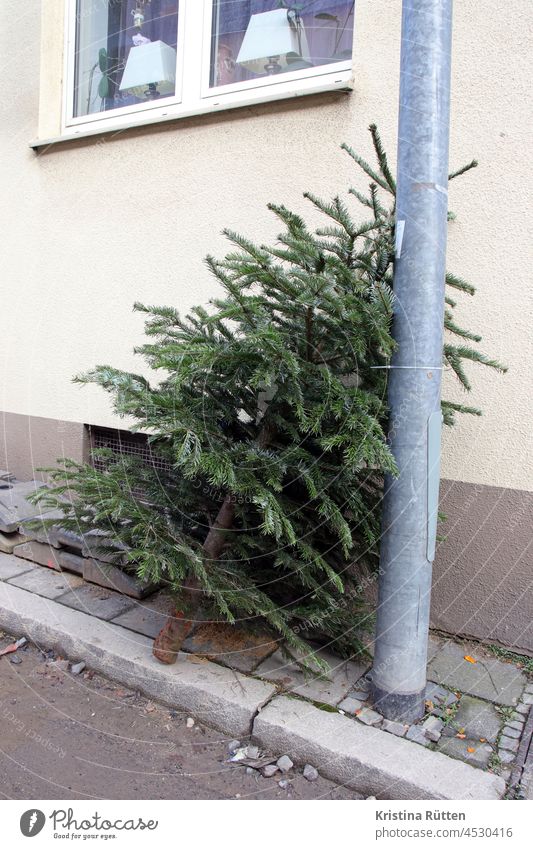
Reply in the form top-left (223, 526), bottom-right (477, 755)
top-left (371, 0), bottom-right (453, 723)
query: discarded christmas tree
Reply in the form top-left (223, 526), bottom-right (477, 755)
top-left (32, 126), bottom-right (505, 668)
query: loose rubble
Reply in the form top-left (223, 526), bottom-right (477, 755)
top-left (277, 755), bottom-right (293, 773)
top-left (303, 764), bottom-right (318, 782)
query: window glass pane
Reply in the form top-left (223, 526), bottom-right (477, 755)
top-left (74, 1), bottom-right (179, 118)
top-left (210, 1), bottom-right (354, 88)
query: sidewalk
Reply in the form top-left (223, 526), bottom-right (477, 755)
top-left (1, 549), bottom-right (530, 799)
top-left (1, 474), bottom-right (531, 799)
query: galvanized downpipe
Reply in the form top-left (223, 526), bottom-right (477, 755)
top-left (371, 0), bottom-right (453, 723)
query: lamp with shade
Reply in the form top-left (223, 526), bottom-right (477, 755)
top-left (119, 39), bottom-right (177, 100)
top-left (236, 8), bottom-right (311, 76)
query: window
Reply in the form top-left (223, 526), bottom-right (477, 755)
top-left (64, 1), bottom-right (355, 136)
top-left (70, 1), bottom-right (182, 122)
top-left (209, 2), bottom-right (355, 90)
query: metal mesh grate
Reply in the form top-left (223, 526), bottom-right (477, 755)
top-left (88, 426), bottom-right (173, 474)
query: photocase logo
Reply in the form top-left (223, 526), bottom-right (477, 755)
top-left (20, 809), bottom-right (46, 837)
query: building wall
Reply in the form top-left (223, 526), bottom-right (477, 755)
top-left (1, 1), bottom-right (531, 648)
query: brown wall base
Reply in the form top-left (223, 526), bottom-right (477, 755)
top-left (433, 480), bottom-right (532, 654)
top-left (1, 411), bottom-right (531, 653)
top-left (0, 411), bottom-right (89, 481)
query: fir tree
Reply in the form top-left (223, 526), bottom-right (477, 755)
top-left (32, 126), bottom-right (505, 668)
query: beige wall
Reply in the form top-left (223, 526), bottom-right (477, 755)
top-left (1, 0), bottom-right (532, 493)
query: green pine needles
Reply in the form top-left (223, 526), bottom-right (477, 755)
top-left (33, 125), bottom-right (505, 665)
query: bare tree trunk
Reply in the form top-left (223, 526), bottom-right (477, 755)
top-left (152, 493), bottom-right (235, 664)
top-left (152, 422), bottom-right (273, 664)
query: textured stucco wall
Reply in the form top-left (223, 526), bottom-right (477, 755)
top-left (0, 0), bottom-right (532, 492)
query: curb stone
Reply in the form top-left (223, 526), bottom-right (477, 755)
top-left (0, 580), bottom-right (508, 800)
top-left (0, 582), bottom-right (275, 737)
top-left (253, 696), bottom-right (505, 800)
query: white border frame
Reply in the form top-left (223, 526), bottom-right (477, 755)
top-left (59, 0), bottom-right (355, 141)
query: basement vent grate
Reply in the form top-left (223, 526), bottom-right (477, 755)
top-left (88, 426), bottom-right (173, 474)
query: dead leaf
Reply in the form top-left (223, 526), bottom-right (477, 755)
top-left (480, 737), bottom-right (486, 743)
top-left (186, 654), bottom-right (209, 664)
top-left (467, 747), bottom-right (475, 753)
top-left (463, 655), bottom-right (477, 664)
top-left (457, 733), bottom-right (466, 739)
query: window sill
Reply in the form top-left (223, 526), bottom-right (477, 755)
top-left (30, 72), bottom-right (353, 150)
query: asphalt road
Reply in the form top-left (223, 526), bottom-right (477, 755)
top-left (0, 633), bottom-right (362, 800)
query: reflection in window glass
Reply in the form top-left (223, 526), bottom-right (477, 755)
top-left (74, 0), bottom-right (179, 118)
top-left (210, 1), bottom-right (354, 88)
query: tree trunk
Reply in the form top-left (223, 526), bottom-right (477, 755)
top-left (152, 422), bottom-right (273, 664)
top-left (152, 493), bottom-right (235, 664)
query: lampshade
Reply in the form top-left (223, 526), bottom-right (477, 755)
top-left (120, 40), bottom-right (177, 99)
top-left (236, 9), bottom-right (310, 75)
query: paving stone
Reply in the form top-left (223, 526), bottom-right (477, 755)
top-left (350, 690), bottom-right (371, 701)
top-left (427, 641), bottom-right (526, 706)
top-left (524, 683), bottom-right (533, 695)
top-left (352, 676), bottom-right (371, 696)
top-left (111, 593), bottom-right (177, 638)
top-left (0, 552), bottom-right (34, 581)
top-left (255, 647), bottom-right (367, 707)
top-left (507, 719), bottom-right (525, 731)
top-left (425, 682), bottom-right (458, 710)
top-left (19, 513), bottom-right (65, 547)
top-left (515, 703), bottom-right (530, 715)
top-left (381, 719), bottom-right (408, 737)
top-left (57, 550), bottom-right (85, 576)
top-left (521, 693), bottom-right (533, 705)
top-left (254, 696), bottom-right (505, 799)
top-left (58, 584), bottom-right (135, 620)
top-left (357, 707), bottom-right (382, 727)
top-left (0, 481), bottom-right (51, 533)
top-left (436, 736), bottom-right (493, 768)
top-left (452, 694), bottom-right (502, 744)
top-left (498, 750), bottom-right (515, 764)
top-left (181, 621), bottom-right (278, 673)
top-left (0, 531), bottom-right (30, 554)
top-left (498, 735), bottom-right (519, 753)
top-left (52, 527), bottom-right (84, 550)
top-left (8, 568), bottom-right (84, 600)
top-left (422, 716), bottom-right (443, 741)
top-left (82, 529), bottom-right (128, 564)
top-left (501, 725), bottom-right (521, 739)
top-left (13, 541), bottom-right (61, 570)
top-left (82, 559), bottom-right (157, 600)
top-left (427, 635), bottom-right (443, 662)
top-left (338, 697), bottom-right (363, 715)
top-left (405, 725), bottom-right (431, 747)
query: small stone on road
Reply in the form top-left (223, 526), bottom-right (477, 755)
top-left (277, 755), bottom-right (293, 773)
top-left (303, 764), bottom-right (318, 782)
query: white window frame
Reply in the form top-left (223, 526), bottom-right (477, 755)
top-left (61, 0), bottom-right (354, 140)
